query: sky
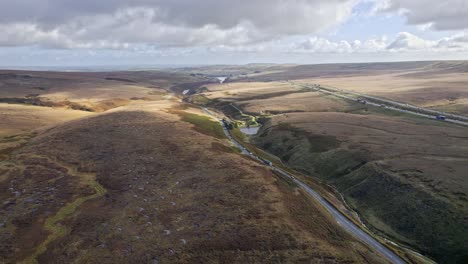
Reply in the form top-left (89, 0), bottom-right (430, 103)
top-left (1, 0), bottom-right (468, 67)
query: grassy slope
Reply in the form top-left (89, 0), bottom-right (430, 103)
top-left (1, 107), bottom-right (388, 264)
top-left (173, 111), bottom-right (226, 139)
top-left (252, 120), bottom-right (467, 263)
top-left (202, 70), bottom-right (467, 263)
top-left (21, 166), bottom-right (107, 264)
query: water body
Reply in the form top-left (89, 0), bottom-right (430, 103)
top-left (240, 126), bottom-right (260, 135)
top-left (216, 77), bottom-right (227, 83)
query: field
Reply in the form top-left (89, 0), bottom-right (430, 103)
top-left (303, 71), bottom-right (468, 115)
top-left (2, 62), bottom-right (467, 263)
top-left (196, 62), bottom-right (468, 263)
top-left (0, 70), bottom-right (204, 112)
top-left (0, 71), bottom-right (391, 263)
top-left (203, 81), bottom-right (303, 102)
top-left (0, 104), bottom-right (93, 136)
top-left (232, 61), bottom-right (468, 115)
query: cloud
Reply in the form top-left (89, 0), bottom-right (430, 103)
top-left (0, 0), bottom-right (358, 49)
top-left (387, 32), bottom-right (468, 51)
top-left (375, 0), bottom-right (468, 30)
top-left (299, 37), bottom-right (353, 53)
top-left (0, 23), bottom-right (131, 49)
top-left (2, 0), bottom-right (467, 66)
top-left (296, 32), bottom-right (468, 53)
top-left (386, 32), bottom-right (435, 50)
top-left (297, 35), bottom-right (388, 53)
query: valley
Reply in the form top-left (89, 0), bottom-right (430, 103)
top-left (1, 69), bottom-right (390, 264)
top-left (1, 61), bottom-right (467, 264)
top-left (188, 61), bottom-right (468, 264)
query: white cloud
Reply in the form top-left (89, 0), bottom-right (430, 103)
top-left (299, 37), bottom-right (353, 53)
top-left (435, 33), bottom-right (468, 51)
top-left (387, 32), bottom-right (435, 50)
top-left (297, 35), bottom-right (388, 53)
top-left (387, 32), bottom-right (468, 52)
top-left (295, 32), bottom-right (468, 53)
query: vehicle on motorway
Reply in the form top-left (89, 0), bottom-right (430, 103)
top-left (436, 115), bottom-right (446, 120)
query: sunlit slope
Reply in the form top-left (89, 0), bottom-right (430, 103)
top-left (0, 101), bottom-right (388, 263)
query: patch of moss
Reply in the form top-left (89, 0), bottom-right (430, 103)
top-left (177, 112), bottom-right (226, 139)
top-left (190, 94), bottom-right (212, 105)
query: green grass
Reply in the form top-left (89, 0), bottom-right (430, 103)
top-left (239, 114), bottom-right (259, 127)
top-left (230, 127), bottom-right (293, 172)
top-left (178, 112), bottom-right (226, 139)
top-left (210, 142), bottom-right (242, 154)
top-left (190, 94), bottom-right (212, 105)
top-left (230, 127), bottom-right (247, 142)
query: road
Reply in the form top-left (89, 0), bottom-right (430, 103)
top-left (293, 83), bottom-right (468, 127)
top-left (202, 107), bottom-right (407, 264)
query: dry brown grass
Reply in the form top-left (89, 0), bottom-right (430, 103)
top-left (217, 61), bottom-right (468, 115)
top-left (239, 91), bottom-right (357, 114)
top-left (204, 81), bottom-right (302, 101)
top-left (8, 65), bottom-right (466, 263)
top-left (0, 103), bottom-right (94, 137)
top-left (0, 90), bottom-right (389, 264)
top-left (271, 112), bottom-right (468, 195)
top-left (194, 62), bottom-right (468, 262)
top-left (300, 71), bottom-right (468, 115)
top-left (251, 111), bottom-right (467, 262)
top-left (0, 70), bottom-right (202, 114)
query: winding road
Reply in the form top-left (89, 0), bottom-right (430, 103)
top-left (202, 107), bottom-right (407, 264)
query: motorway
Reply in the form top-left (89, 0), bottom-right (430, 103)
top-left (202, 107), bottom-right (407, 264)
top-left (293, 83), bottom-right (468, 127)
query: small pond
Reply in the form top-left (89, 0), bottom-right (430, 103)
top-left (239, 126), bottom-right (260, 135)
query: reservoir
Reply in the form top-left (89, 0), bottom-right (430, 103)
top-left (239, 126), bottom-right (260, 135)
top-left (216, 77), bottom-right (227, 83)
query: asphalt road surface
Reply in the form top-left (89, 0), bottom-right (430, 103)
top-left (202, 107), bottom-right (407, 264)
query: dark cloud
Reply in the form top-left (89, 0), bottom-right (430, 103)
top-left (1, 0), bottom-right (467, 58)
top-left (378, 0), bottom-right (468, 30)
top-left (0, 0), bottom-right (354, 31)
top-left (0, 0), bottom-right (356, 48)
